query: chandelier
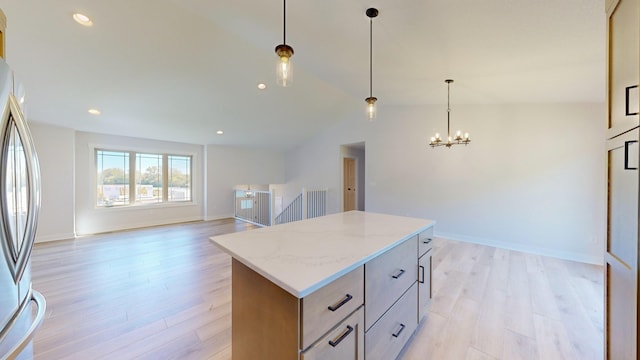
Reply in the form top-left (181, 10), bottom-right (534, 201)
top-left (275, 0), bottom-right (294, 86)
top-left (429, 79), bottom-right (470, 148)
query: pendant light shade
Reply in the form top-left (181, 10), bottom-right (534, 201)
top-left (366, 8), bottom-right (378, 120)
top-left (276, 0), bottom-right (294, 87)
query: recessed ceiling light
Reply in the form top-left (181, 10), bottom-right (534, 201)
top-left (73, 13), bottom-right (93, 27)
top-left (257, 83), bottom-right (267, 90)
top-left (88, 108), bottom-right (101, 115)
top-left (216, 130), bottom-right (224, 135)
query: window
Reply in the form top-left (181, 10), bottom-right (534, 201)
top-left (135, 153), bottom-right (162, 204)
top-left (96, 149), bottom-right (192, 207)
top-left (168, 155), bottom-right (191, 202)
top-left (96, 150), bottom-right (130, 206)
top-left (240, 199), bottom-right (253, 210)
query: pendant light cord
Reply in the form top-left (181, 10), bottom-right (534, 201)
top-left (283, 0), bottom-right (287, 44)
top-left (369, 17), bottom-right (373, 98)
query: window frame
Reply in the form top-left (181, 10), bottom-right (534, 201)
top-left (94, 147), bottom-right (194, 209)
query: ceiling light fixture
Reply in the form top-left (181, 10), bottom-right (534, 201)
top-left (72, 13), bottom-right (93, 27)
top-left (429, 79), bottom-right (470, 148)
top-left (216, 130), bottom-right (224, 135)
top-left (275, 0), bottom-right (294, 87)
top-left (365, 8), bottom-right (378, 120)
top-left (88, 108), bottom-right (100, 115)
top-left (257, 83), bottom-right (267, 90)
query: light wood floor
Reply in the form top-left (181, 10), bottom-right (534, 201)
top-left (29, 219), bottom-right (603, 360)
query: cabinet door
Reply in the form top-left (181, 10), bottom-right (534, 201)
top-left (606, 128), bottom-right (639, 359)
top-left (607, 0), bottom-right (639, 135)
top-left (418, 250), bottom-right (432, 321)
top-left (301, 307), bottom-right (364, 360)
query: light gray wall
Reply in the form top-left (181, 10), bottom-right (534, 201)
top-left (29, 103), bottom-right (607, 265)
top-left (74, 131), bottom-right (205, 235)
top-left (30, 122), bottom-right (76, 242)
top-left (205, 145), bottom-right (285, 220)
top-left (284, 103), bottom-right (606, 264)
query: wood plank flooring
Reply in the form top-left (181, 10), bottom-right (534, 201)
top-left (28, 219), bottom-right (603, 359)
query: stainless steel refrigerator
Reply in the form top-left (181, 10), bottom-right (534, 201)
top-left (0, 57), bottom-right (46, 359)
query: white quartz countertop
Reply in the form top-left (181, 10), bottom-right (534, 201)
top-left (210, 211), bottom-right (434, 298)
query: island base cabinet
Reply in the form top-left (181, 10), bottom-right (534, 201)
top-left (365, 284), bottom-right (418, 360)
top-left (231, 259), bottom-right (299, 360)
top-left (301, 307), bottom-right (364, 360)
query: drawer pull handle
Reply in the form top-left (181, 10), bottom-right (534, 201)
top-left (328, 325), bottom-right (354, 347)
top-left (419, 265), bottom-right (425, 284)
top-left (392, 323), bottom-right (406, 338)
top-left (327, 294), bottom-right (353, 312)
top-left (392, 269), bottom-right (405, 279)
top-left (423, 238), bottom-right (432, 244)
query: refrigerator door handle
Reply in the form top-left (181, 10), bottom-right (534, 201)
top-left (1, 289), bottom-right (46, 360)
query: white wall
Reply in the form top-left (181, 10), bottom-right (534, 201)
top-left (29, 122), bottom-right (76, 242)
top-left (74, 131), bottom-right (205, 235)
top-left (206, 145), bottom-right (284, 220)
top-left (284, 103), bottom-right (606, 264)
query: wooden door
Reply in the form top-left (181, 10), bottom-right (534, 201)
top-left (343, 158), bottom-right (356, 211)
top-left (606, 128), bottom-right (639, 359)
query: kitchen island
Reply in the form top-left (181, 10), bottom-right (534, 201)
top-left (210, 211), bottom-right (435, 360)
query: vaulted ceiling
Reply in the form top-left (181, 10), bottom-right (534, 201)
top-left (0, 0), bottom-right (605, 150)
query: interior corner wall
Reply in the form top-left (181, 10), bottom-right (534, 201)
top-left (29, 122), bottom-right (76, 242)
top-left (284, 103), bottom-right (606, 264)
top-left (205, 145), bottom-right (285, 220)
top-left (74, 131), bottom-right (205, 235)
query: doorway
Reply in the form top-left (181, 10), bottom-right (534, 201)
top-left (341, 142), bottom-right (365, 211)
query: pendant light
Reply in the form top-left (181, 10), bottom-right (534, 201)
top-left (275, 0), bottom-right (294, 87)
top-left (365, 8), bottom-right (378, 120)
top-left (429, 79), bottom-right (471, 148)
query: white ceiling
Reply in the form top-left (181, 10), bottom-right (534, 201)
top-left (0, 0), bottom-right (605, 151)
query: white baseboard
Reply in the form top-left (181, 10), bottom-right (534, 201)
top-left (435, 231), bottom-right (604, 266)
top-left (35, 232), bottom-right (77, 243)
top-left (204, 213), bottom-right (234, 221)
top-left (75, 216), bottom-right (204, 236)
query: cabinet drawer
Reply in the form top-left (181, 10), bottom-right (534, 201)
top-left (301, 306), bottom-right (364, 360)
top-left (418, 249), bottom-right (432, 321)
top-left (365, 236), bottom-right (417, 330)
top-left (301, 266), bottom-right (364, 350)
top-left (418, 227), bottom-right (433, 258)
top-left (365, 283), bottom-right (418, 360)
